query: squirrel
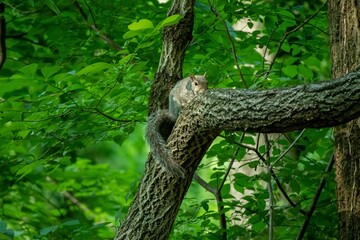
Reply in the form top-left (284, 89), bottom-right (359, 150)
top-left (146, 74), bottom-right (208, 178)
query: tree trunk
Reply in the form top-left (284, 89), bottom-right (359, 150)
top-left (328, 0), bottom-right (360, 239)
top-left (114, 1), bottom-right (196, 239)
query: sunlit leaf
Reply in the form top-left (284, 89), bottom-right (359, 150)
top-left (158, 14), bottom-right (182, 28)
top-left (41, 66), bottom-right (62, 78)
top-left (76, 62), bottom-right (114, 75)
top-left (128, 19), bottom-right (154, 31)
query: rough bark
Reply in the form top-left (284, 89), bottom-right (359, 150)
top-left (114, 0), bottom-right (195, 239)
top-left (183, 71), bottom-right (360, 133)
top-left (168, 69), bottom-right (360, 170)
top-left (329, 0), bottom-right (360, 239)
top-left (148, 1), bottom-right (195, 114)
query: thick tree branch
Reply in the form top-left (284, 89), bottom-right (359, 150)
top-left (180, 69), bottom-right (360, 134)
top-left (167, 69), bottom-right (359, 175)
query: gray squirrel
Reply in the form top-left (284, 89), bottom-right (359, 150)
top-left (146, 74), bottom-right (208, 178)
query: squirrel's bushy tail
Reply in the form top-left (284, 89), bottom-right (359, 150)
top-left (146, 110), bottom-right (185, 178)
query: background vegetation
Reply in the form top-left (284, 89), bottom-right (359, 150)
top-left (0, 0), bottom-right (335, 239)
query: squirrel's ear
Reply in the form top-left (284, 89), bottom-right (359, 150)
top-left (190, 74), bottom-right (195, 81)
top-left (203, 72), bottom-right (206, 77)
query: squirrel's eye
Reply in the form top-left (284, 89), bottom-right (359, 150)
top-left (194, 82), bottom-right (198, 86)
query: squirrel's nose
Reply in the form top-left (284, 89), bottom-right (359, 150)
top-left (198, 89), bottom-right (206, 93)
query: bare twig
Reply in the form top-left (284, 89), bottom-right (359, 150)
top-left (261, 24), bottom-right (280, 73)
top-left (93, 107), bottom-right (134, 122)
top-left (264, 134), bottom-right (274, 240)
top-left (193, 173), bottom-right (227, 240)
top-left (193, 133), bottom-right (246, 240)
top-left (273, 129), bottom-right (306, 165)
top-left (234, 140), bottom-right (307, 215)
top-left (262, 1), bottom-right (327, 79)
top-left (46, 177), bottom-right (97, 219)
top-left (296, 154), bottom-right (335, 240)
top-left (207, 0), bottom-right (248, 88)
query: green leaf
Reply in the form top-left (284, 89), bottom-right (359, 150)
top-left (201, 201), bottom-right (209, 211)
top-left (298, 64), bottom-right (313, 80)
top-left (243, 135), bottom-right (255, 145)
top-left (252, 220), bottom-right (266, 233)
top-left (16, 161), bottom-right (42, 180)
top-left (289, 180), bottom-right (301, 194)
top-left (44, 0), bottom-right (60, 15)
top-left (234, 173), bottom-right (252, 188)
top-left (159, 14), bottom-right (182, 28)
top-left (0, 76), bottom-right (32, 95)
top-left (123, 30), bottom-right (143, 39)
top-left (138, 41), bottom-right (155, 49)
top-left (281, 43), bottom-right (291, 53)
top-left (40, 225), bottom-right (57, 236)
top-left (90, 222), bottom-right (111, 229)
top-left (41, 66), bottom-right (62, 78)
top-left (128, 19), bottom-right (154, 31)
top-left (18, 63), bottom-right (38, 76)
top-left (292, 45), bottom-right (302, 56)
top-left (277, 9), bottom-right (295, 20)
top-left (59, 157), bottom-right (72, 166)
top-left (282, 65), bottom-right (298, 78)
top-left (76, 62), bottom-right (113, 75)
top-left (304, 56), bottom-right (321, 69)
top-left (62, 220), bottom-right (80, 226)
top-left (17, 130), bottom-right (31, 139)
top-left (264, 15), bottom-right (277, 28)
top-left (119, 54), bottom-right (135, 65)
top-left (248, 160), bottom-right (260, 169)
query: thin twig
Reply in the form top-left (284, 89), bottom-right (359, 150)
top-left (73, 0), bottom-right (121, 51)
top-left (262, 1), bottom-right (327, 79)
top-left (207, 0), bottom-right (248, 88)
top-left (261, 24), bottom-right (280, 73)
top-left (264, 134), bottom-right (274, 240)
top-left (193, 133), bottom-right (246, 240)
top-left (193, 173), bottom-right (227, 240)
top-left (273, 129), bottom-right (306, 166)
top-left (296, 154), bottom-right (335, 240)
top-left (93, 107), bottom-right (134, 122)
top-left (235, 141), bottom-right (307, 215)
top-left (219, 132), bottom-right (246, 190)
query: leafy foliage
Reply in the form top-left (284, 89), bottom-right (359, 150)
top-left (0, 0), bottom-right (336, 239)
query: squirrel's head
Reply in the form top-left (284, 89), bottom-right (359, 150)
top-left (190, 74), bottom-right (208, 94)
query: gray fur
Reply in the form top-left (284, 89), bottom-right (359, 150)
top-left (146, 74), bottom-right (208, 178)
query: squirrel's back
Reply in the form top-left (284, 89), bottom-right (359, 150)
top-left (169, 74), bottom-right (208, 118)
top-left (146, 74), bottom-right (208, 178)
